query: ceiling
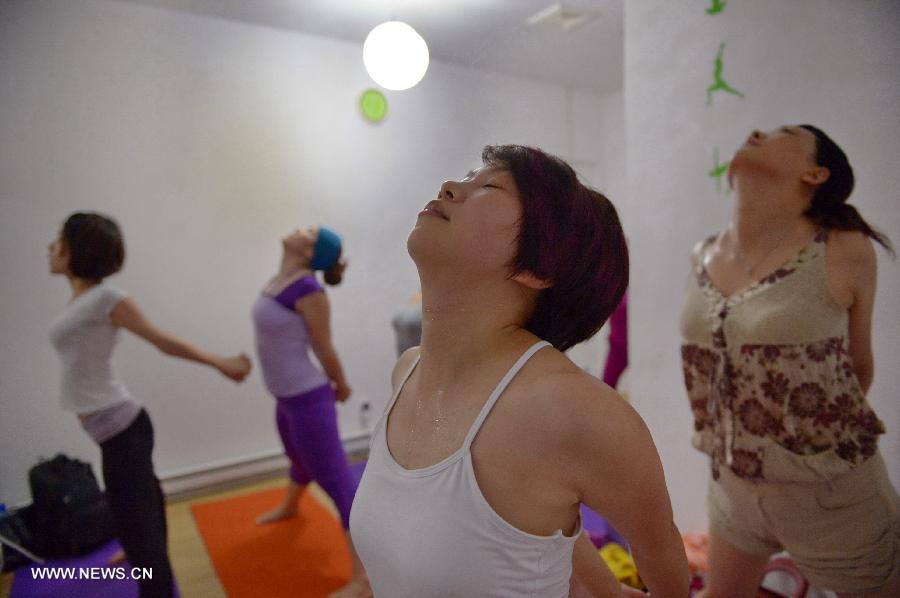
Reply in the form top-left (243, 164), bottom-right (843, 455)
top-left (116, 0), bottom-right (623, 95)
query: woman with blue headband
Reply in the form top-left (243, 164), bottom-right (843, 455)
top-left (251, 225), bottom-right (370, 597)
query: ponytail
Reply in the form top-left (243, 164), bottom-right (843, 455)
top-left (800, 124), bottom-right (894, 256)
top-left (323, 258), bottom-right (347, 286)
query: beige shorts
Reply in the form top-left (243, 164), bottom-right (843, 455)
top-left (707, 452), bottom-right (900, 593)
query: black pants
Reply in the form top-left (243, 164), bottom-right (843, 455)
top-left (100, 410), bottom-right (174, 598)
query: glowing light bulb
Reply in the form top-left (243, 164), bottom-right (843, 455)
top-left (363, 21), bottom-right (429, 91)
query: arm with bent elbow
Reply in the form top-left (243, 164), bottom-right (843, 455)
top-left (574, 392), bottom-right (690, 597)
top-left (297, 291), bottom-right (351, 402)
top-left (845, 240), bottom-right (876, 395)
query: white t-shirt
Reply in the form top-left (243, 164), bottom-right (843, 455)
top-left (50, 283), bottom-right (134, 414)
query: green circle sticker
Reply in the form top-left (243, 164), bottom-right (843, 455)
top-left (360, 89), bottom-right (387, 122)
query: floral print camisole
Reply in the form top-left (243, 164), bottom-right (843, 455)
top-left (680, 229), bottom-right (885, 482)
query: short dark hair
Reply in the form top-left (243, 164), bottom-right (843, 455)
top-left (799, 125), bottom-right (893, 255)
top-left (61, 212), bottom-right (125, 281)
top-left (482, 145), bottom-right (628, 351)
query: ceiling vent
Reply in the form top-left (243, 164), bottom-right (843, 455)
top-left (526, 3), bottom-right (597, 31)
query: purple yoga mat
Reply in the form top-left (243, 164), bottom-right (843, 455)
top-left (580, 504), bottom-right (628, 549)
top-left (10, 540), bottom-right (179, 598)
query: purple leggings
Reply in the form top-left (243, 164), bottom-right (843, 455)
top-left (276, 384), bottom-right (356, 528)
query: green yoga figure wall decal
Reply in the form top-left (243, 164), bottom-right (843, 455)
top-left (706, 0), bottom-right (726, 16)
top-left (707, 43), bottom-right (744, 106)
top-left (708, 147), bottom-right (730, 193)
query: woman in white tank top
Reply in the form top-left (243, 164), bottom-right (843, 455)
top-left (350, 146), bottom-right (689, 597)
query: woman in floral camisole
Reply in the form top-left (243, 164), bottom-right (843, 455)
top-left (680, 125), bottom-right (898, 597)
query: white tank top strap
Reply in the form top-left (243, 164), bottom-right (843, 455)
top-left (375, 351), bottom-right (422, 435)
top-left (462, 340), bottom-right (551, 451)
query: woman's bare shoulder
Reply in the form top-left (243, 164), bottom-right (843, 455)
top-left (517, 350), bottom-right (644, 446)
top-left (826, 229), bottom-right (876, 264)
top-left (824, 229), bottom-right (877, 302)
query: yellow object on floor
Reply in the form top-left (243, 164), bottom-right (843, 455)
top-left (599, 542), bottom-right (645, 590)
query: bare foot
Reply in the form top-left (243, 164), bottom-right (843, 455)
top-left (107, 548), bottom-right (127, 565)
top-left (255, 506), bottom-right (299, 525)
top-left (328, 577), bottom-right (372, 598)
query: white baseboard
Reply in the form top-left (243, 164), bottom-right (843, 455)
top-left (160, 430), bottom-right (371, 501)
top-left (343, 429), bottom-right (373, 457)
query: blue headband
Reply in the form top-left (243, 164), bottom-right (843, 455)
top-left (311, 226), bottom-right (342, 271)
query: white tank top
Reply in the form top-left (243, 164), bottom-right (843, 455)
top-left (350, 341), bottom-right (582, 597)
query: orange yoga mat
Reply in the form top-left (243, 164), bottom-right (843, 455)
top-left (190, 487), bottom-right (351, 597)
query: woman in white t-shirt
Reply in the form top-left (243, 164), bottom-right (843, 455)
top-left (48, 212), bottom-right (251, 598)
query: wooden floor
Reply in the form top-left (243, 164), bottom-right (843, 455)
top-left (0, 475), bottom-right (338, 598)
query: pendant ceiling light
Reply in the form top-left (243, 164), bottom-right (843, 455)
top-left (363, 21), bottom-right (429, 91)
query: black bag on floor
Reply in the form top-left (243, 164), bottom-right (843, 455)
top-left (0, 505), bottom-right (43, 571)
top-left (28, 454), bottom-right (117, 558)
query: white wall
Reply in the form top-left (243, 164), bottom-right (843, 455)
top-left (623, 0), bottom-right (900, 531)
top-left (567, 88), bottom-right (627, 386)
top-left (596, 90), bottom-right (626, 221)
top-left (0, 0), bottom-right (616, 505)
